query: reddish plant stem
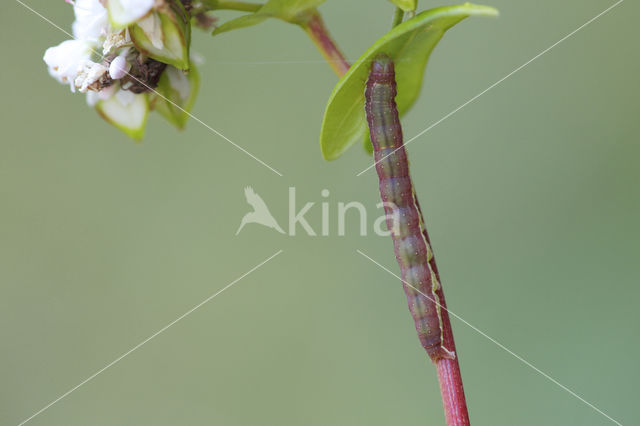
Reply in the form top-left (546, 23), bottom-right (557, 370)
top-left (302, 12), bottom-right (350, 77)
top-left (437, 339), bottom-right (470, 426)
top-left (414, 197), bottom-right (469, 424)
top-left (424, 229), bottom-right (470, 425)
top-left (415, 172), bottom-right (471, 426)
top-left (410, 126), bottom-right (469, 426)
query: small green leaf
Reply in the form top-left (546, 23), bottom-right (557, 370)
top-left (211, 13), bottom-right (269, 35)
top-left (96, 90), bottom-right (149, 140)
top-left (153, 64), bottom-right (200, 129)
top-left (130, 1), bottom-right (191, 70)
top-left (212, 0), bottom-right (325, 35)
top-left (320, 4), bottom-right (498, 161)
top-left (388, 0), bottom-right (417, 12)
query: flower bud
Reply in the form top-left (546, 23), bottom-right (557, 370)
top-left (130, 0), bottom-right (191, 70)
top-left (152, 64), bottom-right (199, 129)
top-left (109, 53), bottom-right (130, 80)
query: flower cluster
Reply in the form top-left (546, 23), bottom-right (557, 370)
top-left (44, 0), bottom-right (199, 139)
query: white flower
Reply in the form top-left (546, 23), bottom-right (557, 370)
top-left (102, 29), bottom-right (130, 55)
top-left (120, 0), bottom-right (155, 17)
top-left (100, 84), bottom-right (118, 100)
top-left (115, 88), bottom-right (136, 106)
top-left (107, 0), bottom-right (155, 29)
top-left (43, 39), bottom-right (94, 91)
top-left (86, 83), bottom-right (117, 106)
top-left (86, 89), bottom-right (101, 106)
top-left (75, 61), bottom-right (108, 92)
top-left (72, 0), bottom-right (109, 42)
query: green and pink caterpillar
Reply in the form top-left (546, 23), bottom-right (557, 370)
top-left (365, 54), bottom-right (455, 362)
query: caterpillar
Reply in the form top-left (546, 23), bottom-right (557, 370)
top-left (365, 53), bottom-right (455, 362)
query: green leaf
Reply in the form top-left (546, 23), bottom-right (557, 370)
top-left (212, 0), bottom-right (325, 35)
top-left (153, 64), bottom-right (200, 129)
top-left (130, 1), bottom-right (191, 70)
top-left (320, 4), bottom-right (498, 161)
top-left (96, 91), bottom-right (149, 141)
top-left (388, 0), bottom-right (417, 12)
top-left (211, 13), bottom-right (269, 35)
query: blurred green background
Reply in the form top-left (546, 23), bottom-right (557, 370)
top-left (1, 0), bottom-right (638, 425)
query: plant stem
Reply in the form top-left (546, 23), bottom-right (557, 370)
top-left (423, 233), bottom-right (470, 425)
top-left (415, 199), bottom-right (469, 425)
top-left (206, 0), bottom-right (262, 12)
top-left (437, 345), bottom-right (470, 425)
top-left (391, 7), bottom-right (404, 28)
top-left (207, 1), bottom-right (349, 78)
top-left (302, 12), bottom-right (350, 77)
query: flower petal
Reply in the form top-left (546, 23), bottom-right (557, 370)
top-left (43, 39), bottom-right (94, 91)
top-left (72, 0), bottom-right (108, 41)
top-left (107, 0), bottom-right (155, 29)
